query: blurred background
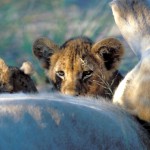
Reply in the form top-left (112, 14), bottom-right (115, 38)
top-left (0, 0), bottom-right (138, 89)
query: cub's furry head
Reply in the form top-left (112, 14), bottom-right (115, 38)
top-left (33, 37), bottom-right (124, 99)
top-left (0, 58), bottom-right (37, 93)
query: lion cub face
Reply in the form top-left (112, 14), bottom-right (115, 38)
top-left (33, 37), bottom-right (124, 99)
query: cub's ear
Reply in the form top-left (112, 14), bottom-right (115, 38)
top-left (32, 37), bottom-right (59, 69)
top-left (92, 38), bottom-right (124, 71)
top-left (0, 58), bottom-right (10, 84)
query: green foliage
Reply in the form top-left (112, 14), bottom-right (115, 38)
top-left (0, 0), bottom-right (138, 87)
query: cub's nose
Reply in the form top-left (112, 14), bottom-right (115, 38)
top-left (63, 90), bottom-right (79, 96)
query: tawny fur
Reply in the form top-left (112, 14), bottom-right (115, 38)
top-left (0, 58), bottom-right (10, 84)
top-left (0, 58), bottom-right (13, 92)
top-left (0, 58), bottom-right (37, 93)
top-left (33, 37), bottom-right (124, 99)
top-left (111, 0), bottom-right (150, 122)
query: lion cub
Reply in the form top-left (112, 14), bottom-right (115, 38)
top-left (0, 58), bottom-right (37, 93)
top-left (33, 37), bottom-right (124, 99)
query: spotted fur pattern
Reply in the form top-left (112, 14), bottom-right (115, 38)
top-left (0, 58), bottom-right (37, 93)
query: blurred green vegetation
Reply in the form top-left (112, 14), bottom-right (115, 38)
top-left (0, 0), bottom-right (138, 88)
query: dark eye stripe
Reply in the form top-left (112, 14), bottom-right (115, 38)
top-left (53, 75), bottom-right (62, 91)
top-left (82, 70), bottom-right (93, 80)
top-left (56, 71), bottom-right (65, 79)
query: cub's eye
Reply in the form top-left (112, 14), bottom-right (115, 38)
top-left (82, 70), bottom-right (93, 81)
top-left (56, 71), bottom-right (65, 79)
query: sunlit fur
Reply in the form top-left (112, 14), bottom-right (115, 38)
top-left (20, 61), bottom-right (34, 75)
top-left (0, 58), bottom-right (13, 92)
top-left (0, 58), bottom-right (37, 93)
top-left (33, 37), bottom-right (124, 99)
top-left (110, 0), bottom-right (150, 58)
top-left (111, 0), bottom-right (150, 122)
